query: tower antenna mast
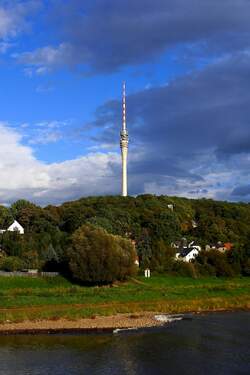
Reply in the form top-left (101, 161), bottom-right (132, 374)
top-left (120, 82), bottom-right (129, 197)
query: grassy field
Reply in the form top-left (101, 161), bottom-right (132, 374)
top-left (0, 275), bottom-right (249, 323)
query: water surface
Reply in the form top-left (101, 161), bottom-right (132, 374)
top-left (0, 312), bottom-right (249, 375)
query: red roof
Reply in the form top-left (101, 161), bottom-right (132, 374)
top-left (224, 242), bottom-right (233, 250)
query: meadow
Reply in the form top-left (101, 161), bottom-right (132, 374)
top-left (0, 275), bottom-right (249, 323)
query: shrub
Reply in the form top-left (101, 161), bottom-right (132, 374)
top-left (0, 256), bottom-right (25, 271)
top-left (196, 262), bottom-right (216, 277)
top-left (150, 240), bottom-right (175, 273)
top-left (195, 250), bottom-right (235, 277)
top-left (67, 225), bottom-right (137, 284)
top-left (207, 251), bottom-right (235, 276)
top-left (22, 250), bottom-right (40, 270)
top-left (172, 261), bottom-right (197, 278)
top-left (243, 258), bottom-right (250, 276)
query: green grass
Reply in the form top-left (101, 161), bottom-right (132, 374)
top-left (0, 275), bottom-right (249, 323)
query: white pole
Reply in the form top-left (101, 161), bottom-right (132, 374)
top-left (122, 147), bottom-right (128, 197)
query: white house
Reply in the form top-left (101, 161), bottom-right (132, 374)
top-left (0, 220), bottom-right (24, 235)
top-left (191, 220), bottom-right (198, 228)
top-left (175, 241), bottom-right (201, 262)
top-left (8, 220), bottom-right (24, 234)
top-left (176, 247), bottom-right (200, 262)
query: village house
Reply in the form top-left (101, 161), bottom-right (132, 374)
top-left (191, 220), bottom-right (198, 228)
top-left (0, 220), bottom-right (24, 235)
top-left (174, 239), bottom-right (201, 262)
top-left (205, 242), bottom-right (233, 253)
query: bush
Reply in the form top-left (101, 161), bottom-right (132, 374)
top-left (243, 258), bottom-right (250, 276)
top-left (195, 250), bottom-right (235, 277)
top-left (172, 261), bottom-right (197, 278)
top-left (150, 240), bottom-right (175, 273)
top-left (67, 225), bottom-right (137, 284)
top-left (0, 256), bottom-right (25, 271)
top-left (196, 262), bottom-right (216, 277)
top-left (22, 250), bottom-right (41, 270)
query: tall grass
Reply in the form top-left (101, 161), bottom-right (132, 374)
top-left (0, 275), bottom-right (249, 322)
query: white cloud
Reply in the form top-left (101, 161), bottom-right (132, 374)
top-left (0, 6), bottom-right (20, 39)
top-left (35, 83), bottom-right (54, 93)
top-left (15, 43), bottom-right (73, 74)
top-left (0, 122), bottom-right (120, 205)
top-left (0, 1), bottom-right (39, 41)
top-left (0, 121), bottom-right (248, 206)
top-left (26, 120), bottom-right (69, 145)
top-left (0, 41), bottom-right (13, 53)
top-left (0, 123), bottom-right (49, 191)
top-left (28, 131), bottom-right (62, 145)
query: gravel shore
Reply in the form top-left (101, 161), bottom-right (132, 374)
top-left (0, 312), bottom-right (164, 334)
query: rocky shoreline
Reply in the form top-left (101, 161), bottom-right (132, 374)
top-left (1, 309), bottom-right (248, 335)
top-left (0, 312), bottom-right (165, 335)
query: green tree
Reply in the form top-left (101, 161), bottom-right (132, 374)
top-left (67, 225), bottom-right (137, 284)
top-left (0, 206), bottom-right (13, 228)
top-left (0, 231), bottom-right (24, 257)
top-left (195, 250), bottom-right (235, 277)
top-left (0, 256), bottom-right (25, 271)
top-left (151, 240), bottom-right (175, 273)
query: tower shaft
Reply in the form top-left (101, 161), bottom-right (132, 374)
top-left (120, 82), bottom-right (129, 197)
top-left (121, 145), bottom-right (128, 197)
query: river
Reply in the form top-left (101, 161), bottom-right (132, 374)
top-left (0, 312), bottom-right (249, 375)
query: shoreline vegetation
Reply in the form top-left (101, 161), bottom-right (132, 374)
top-left (0, 275), bottom-right (249, 333)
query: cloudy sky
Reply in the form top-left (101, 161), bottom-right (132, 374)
top-left (0, 0), bottom-right (250, 205)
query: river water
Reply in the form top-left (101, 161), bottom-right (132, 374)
top-left (0, 312), bottom-right (249, 375)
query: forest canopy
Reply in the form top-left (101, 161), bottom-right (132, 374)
top-left (0, 195), bottom-right (249, 280)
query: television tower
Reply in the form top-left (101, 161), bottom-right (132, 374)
top-left (120, 82), bottom-right (129, 197)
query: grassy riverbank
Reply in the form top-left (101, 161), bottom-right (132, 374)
top-left (0, 276), bottom-right (249, 323)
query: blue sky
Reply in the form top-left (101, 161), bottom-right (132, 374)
top-left (0, 0), bottom-right (250, 205)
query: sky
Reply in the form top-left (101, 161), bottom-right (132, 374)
top-left (0, 0), bottom-right (250, 205)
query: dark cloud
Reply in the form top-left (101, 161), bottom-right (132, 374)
top-left (19, 0), bottom-right (250, 73)
top-left (86, 52), bottom-right (250, 200)
top-left (91, 52), bottom-right (250, 156)
top-left (57, 0), bottom-right (250, 72)
top-left (188, 189), bottom-right (208, 195)
top-left (231, 185), bottom-right (250, 198)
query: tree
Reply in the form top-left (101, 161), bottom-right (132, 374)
top-left (0, 256), bottom-right (25, 271)
top-left (67, 225), bottom-right (137, 284)
top-left (0, 206), bottom-right (13, 228)
top-left (11, 199), bottom-right (37, 217)
top-left (42, 243), bottom-right (60, 271)
top-left (22, 250), bottom-right (40, 270)
top-left (0, 231), bottom-right (24, 257)
top-left (150, 240), bottom-right (175, 273)
top-left (195, 250), bottom-right (235, 277)
top-left (136, 228), bottom-right (152, 268)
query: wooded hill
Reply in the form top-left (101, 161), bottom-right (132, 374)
top-left (0, 195), bottom-right (249, 277)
